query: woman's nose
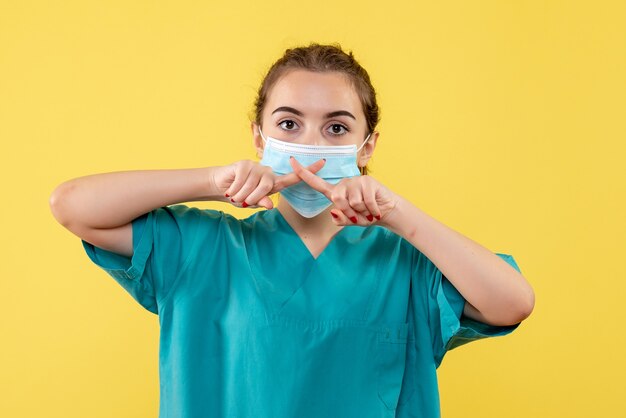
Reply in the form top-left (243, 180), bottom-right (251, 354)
top-left (300, 129), bottom-right (326, 146)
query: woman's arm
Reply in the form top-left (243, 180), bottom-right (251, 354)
top-left (49, 167), bottom-right (225, 256)
top-left (383, 196), bottom-right (535, 326)
top-left (286, 157), bottom-right (534, 327)
top-left (49, 159), bottom-right (327, 257)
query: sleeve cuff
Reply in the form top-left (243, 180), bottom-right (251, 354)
top-left (434, 253), bottom-right (522, 367)
top-left (81, 212), bottom-right (158, 313)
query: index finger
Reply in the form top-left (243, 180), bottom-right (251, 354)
top-left (273, 158), bottom-right (326, 191)
top-left (288, 156), bottom-right (334, 199)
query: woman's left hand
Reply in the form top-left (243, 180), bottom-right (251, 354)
top-left (289, 157), bottom-right (400, 226)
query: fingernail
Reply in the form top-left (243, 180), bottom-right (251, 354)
top-left (350, 216), bottom-right (358, 224)
top-left (331, 212), bottom-right (338, 219)
top-left (375, 214), bottom-right (381, 220)
top-left (366, 214), bottom-right (374, 222)
top-left (242, 201), bottom-right (248, 208)
top-left (224, 193), bottom-right (229, 197)
top-left (230, 198), bottom-right (235, 203)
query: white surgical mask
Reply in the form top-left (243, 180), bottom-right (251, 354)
top-left (258, 127), bottom-right (371, 218)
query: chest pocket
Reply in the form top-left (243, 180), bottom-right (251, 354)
top-left (244, 313), bottom-right (410, 415)
top-left (376, 322), bottom-right (410, 411)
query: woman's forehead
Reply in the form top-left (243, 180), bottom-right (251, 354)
top-left (265, 70), bottom-right (362, 118)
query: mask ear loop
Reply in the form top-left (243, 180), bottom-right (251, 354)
top-left (356, 132), bottom-right (373, 176)
top-left (356, 132), bottom-right (372, 153)
top-left (258, 126), bottom-right (268, 144)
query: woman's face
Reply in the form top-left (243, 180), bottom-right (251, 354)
top-left (253, 69), bottom-right (377, 166)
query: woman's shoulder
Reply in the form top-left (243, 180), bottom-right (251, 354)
top-left (154, 204), bottom-right (242, 235)
top-left (360, 225), bottom-right (417, 262)
top-left (361, 224), bottom-right (406, 245)
top-left (160, 204), bottom-right (282, 231)
top-left (157, 204), bottom-right (223, 222)
top-left (343, 224), bottom-right (411, 255)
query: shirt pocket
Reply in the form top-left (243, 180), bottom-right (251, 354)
top-left (375, 322), bottom-right (410, 411)
top-left (246, 312), bottom-right (409, 415)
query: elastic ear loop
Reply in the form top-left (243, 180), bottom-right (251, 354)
top-left (356, 132), bottom-right (372, 152)
top-left (258, 126), bottom-right (269, 144)
top-left (257, 126), bottom-right (279, 207)
top-left (357, 133), bottom-right (373, 175)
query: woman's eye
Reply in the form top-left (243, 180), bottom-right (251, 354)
top-left (279, 120), bottom-right (298, 130)
top-left (328, 124), bottom-right (349, 135)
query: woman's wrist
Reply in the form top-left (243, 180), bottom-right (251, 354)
top-left (196, 166), bottom-right (228, 202)
top-left (379, 196), bottom-right (419, 239)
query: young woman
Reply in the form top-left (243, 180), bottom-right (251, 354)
top-left (50, 43), bottom-right (534, 418)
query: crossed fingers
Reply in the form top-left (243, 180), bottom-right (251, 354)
top-left (224, 158), bottom-right (327, 209)
top-left (289, 157), bottom-right (382, 225)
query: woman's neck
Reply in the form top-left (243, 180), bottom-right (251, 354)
top-left (277, 199), bottom-right (343, 239)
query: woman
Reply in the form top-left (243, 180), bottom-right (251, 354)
top-left (50, 43), bottom-right (534, 418)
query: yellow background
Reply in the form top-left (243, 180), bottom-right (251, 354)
top-left (1, 1), bottom-right (624, 417)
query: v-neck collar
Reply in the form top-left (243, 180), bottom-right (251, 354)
top-left (272, 208), bottom-right (349, 261)
top-left (245, 208), bottom-right (382, 317)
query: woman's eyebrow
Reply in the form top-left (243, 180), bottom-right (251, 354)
top-left (272, 106), bottom-right (356, 120)
top-left (326, 110), bottom-right (356, 120)
top-left (272, 106), bottom-right (304, 116)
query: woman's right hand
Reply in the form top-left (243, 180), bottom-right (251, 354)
top-left (211, 159), bottom-right (326, 209)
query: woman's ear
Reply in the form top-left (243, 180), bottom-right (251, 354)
top-left (251, 122), bottom-right (264, 159)
top-left (357, 131), bottom-right (379, 167)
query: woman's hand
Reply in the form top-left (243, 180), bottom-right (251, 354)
top-left (289, 157), bottom-right (400, 226)
top-left (211, 159), bottom-right (327, 209)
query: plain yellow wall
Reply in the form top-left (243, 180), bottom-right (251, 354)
top-left (1, 1), bottom-right (624, 417)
